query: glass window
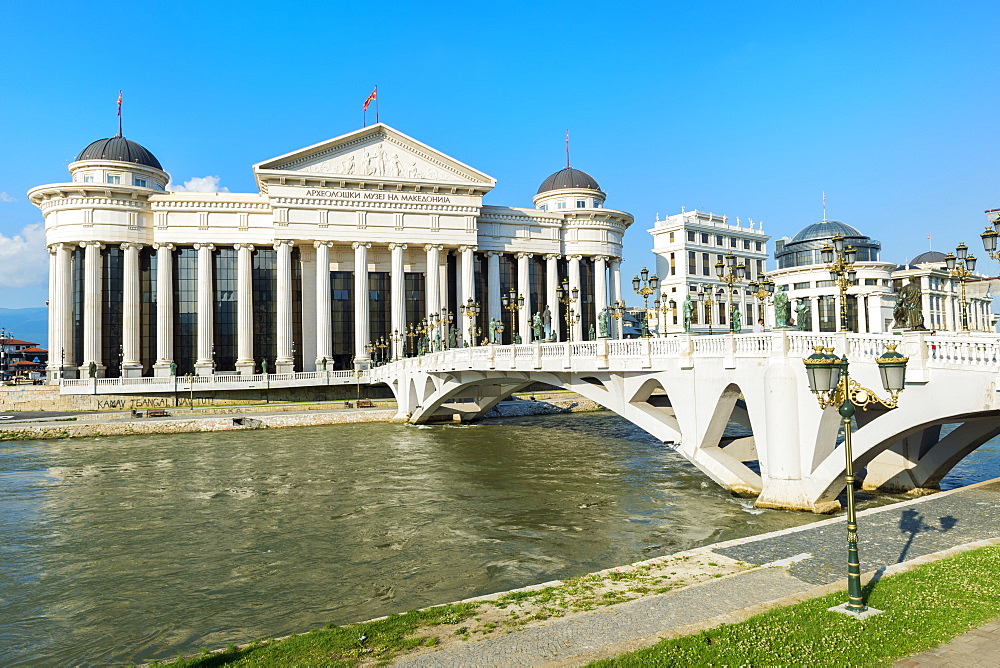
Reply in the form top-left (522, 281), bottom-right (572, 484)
top-left (793, 282), bottom-right (811, 290)
top-left (730, 237), bottom-right (737, 247)
top-left (556, 202), bottom-right (566, 209)
top-left (83, 175), bottom-right (94, 183)
top-left (755, 241), bottom-right (762, 251)
top-left (816, 280), bottom-right (835, 288)
top-left (743, 239), bottom-right (751, 250)
top-left (669, 231), bottom-right (674, 243)
top-left (688, 251), bottom-right (697, 274)
top-left (864, 278), bottom-right (878, 285)
top-left (701, 233), bottom-right (709, 244)
top-left (173, 248), bottom-right (198, 375)
top-left (101, 246), bottom-right (124, 377)
top-left (139, 247), bottom-right (157, 376)
top-left (576, 200), bottom-right (586, 208)
top-left (687, 231), bottom-right (696, 242)
top-left (716, 235), bottom-right (723, 245)
top-left (593, 202), bottom-right (602, 208)
top-left (107, 174), bottom-right (121, 184)
top-left (252, 248), bottom-right (277, 373)
top-left (702, 253), bottom-right (710, 276)
top-left (369, 272), bottom-right (390, 347)
top-left (134, 177), bottom-right (147, 188)
top-left (539, 204), bottom-right (547, 211)
top-left (213, 247), bottom-right (238, 372)
top-left (331, 271), bottom-right (354, 369)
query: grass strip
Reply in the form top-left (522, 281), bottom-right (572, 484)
top-left (589, 544), bottom-right (1000, 667)
top-left (156, 602), bottom-right (479, 667)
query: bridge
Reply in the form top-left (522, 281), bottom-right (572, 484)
top-left (61, 331), bottom-right (1000, 513)
top-left (369, 331), bottom-right (1000, 513)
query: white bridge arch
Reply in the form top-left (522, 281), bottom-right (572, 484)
top-left (371, 332), bottom-right (1000, 513)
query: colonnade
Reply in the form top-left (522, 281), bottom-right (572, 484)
top-left (46, 241), bottom-right (623, 380)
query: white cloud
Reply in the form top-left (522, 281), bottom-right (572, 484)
top-left (0, 192), bottom-right (15, 203)
top-left (0, 223), bottom-right (48, 288)
top-left (168, 175), bottom-right (230, 193)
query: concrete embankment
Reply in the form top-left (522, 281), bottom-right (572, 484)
top-left (0, 396), bottom-right (603, 441)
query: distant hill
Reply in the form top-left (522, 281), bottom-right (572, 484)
top-left (0, 307), bottom-right (48, 349)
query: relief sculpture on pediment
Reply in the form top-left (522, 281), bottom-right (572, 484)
top-left (299, 143), bottom-right (459, 182)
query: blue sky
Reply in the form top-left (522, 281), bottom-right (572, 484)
top-left (1, 1), bottom-right (998, 309)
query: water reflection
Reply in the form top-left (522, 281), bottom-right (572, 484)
top-left (0, 412), bottom-right (996, 666)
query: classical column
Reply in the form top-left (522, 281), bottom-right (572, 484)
top-left (567, 254), bottom-right (583, 341)
top-left (546, 254), bottom-right (560, 341)
top-left (353, 241), bottom-right (371, 367)
top-left (486, 251), bottom-right (502, 335)
top-left (425, 244), bottom-right (442, 318)
top-left (867, 293), bottom-right (883, 333)
top-left (609, 257), bottom-right (623, 307)
top-left (516, 252), bottom-right (532, 342)
top-left (459, 245), bottom-right (476, 344)
top-left (314, 241), bottom-right (333, 367)
top-left (58, 244), bottom-right (75, 374)
top-left (810, 296), bottom-right (820, 332)
top-left (80, 241), bottom-right (104, 377)
top-left (920, 277), bottom-right (932, 331)
top-left (121, 243), bottom-right (143, 377)
top-left (594, 255), bottom-right (608, 332)
top-left (45, 246), bottom-right (60, 382)
top-left (275, 241), bottom-right (294, 373)
top-left (194, 243), bottom-right (215, 375)
top-left (235, 243), bottom-right (255, 374)
top-left (153, 243), bottom-right (175, 377)
top-left (389, 243), bottom-right (407, 359)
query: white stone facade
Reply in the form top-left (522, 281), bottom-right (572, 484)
top-left (30, 124), bottom-right (632, 381)
top-left (649, 210), bottom-right (770, 333)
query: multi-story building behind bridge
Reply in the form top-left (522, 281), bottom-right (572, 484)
top-left (30, 123), bottom-right (633, 381)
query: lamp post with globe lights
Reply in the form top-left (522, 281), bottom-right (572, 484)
top-left (944, 243), bottom-right (977, 333)
top-left (803, 343), bottom-right (909, 616)
top-left (819, 234), bottom-right (858, 332)
top-left (631, 268), bottom-right (659, 338)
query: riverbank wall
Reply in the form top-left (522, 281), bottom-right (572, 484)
top-left (0, 396), bottom-right (603, 441)
top-left (0, 383), bottom-right (396, 413)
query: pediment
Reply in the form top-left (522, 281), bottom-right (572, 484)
top-left (254, 124), bottom-right (496, 188)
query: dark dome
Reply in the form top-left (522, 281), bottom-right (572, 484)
top-left (536, 167), bottom-right (601, 194)
top-left (75, 137), bottom-right (162, 170)
top-left (911, 251), bottom-right (947, 265)
top-left (790, 221), bottom-right (864, 243)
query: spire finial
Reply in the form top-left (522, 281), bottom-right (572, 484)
top-left (822, 191), bottom-right (827, 222)
top-left (565, 129), bottom-right (570, 169)
top-left (116, 90), bottom-right (123, 138)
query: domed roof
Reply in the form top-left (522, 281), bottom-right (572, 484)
top-left (789, 221), bottom-right (865, 244)
top-left (911, 251), bottom-right (947, 265)
top-left (75, 136), bottom-right (162, 170)
top-left (536, 167), bottom-right (601, 194)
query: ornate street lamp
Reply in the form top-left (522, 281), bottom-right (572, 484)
top-left (803, 343), bottom-right (909, 616)
top-left (819, 234), bottom-right (858, 332)
top-left (389, 329), bottom-right (403, 361)
top-left (443, 311), bottom-right (454, 349)
top-left (406, 324), bottom-right (418, 357)
top-left (695, 285), bottom-right (717, 335)
top-left (501, 289), bottom-right (524, 344)
top-left (716, 253), bottom-right (748, 333)
top-left (632, 267), bottom-right (659, 338)
top-left (980, 209), bottom-right (1000, 261)
top-left (609, 299), bottom-right (626, 339)
top-left (461, 298), bottom-right (481, 347)
top-left (747, 276), bottom-right (776, 326)
top-left (653, 296), bottom-right (677, 336)
top-left (555, 279), bottom-right (580, 342)
top-left (944, 243), bottom-right (977, 332)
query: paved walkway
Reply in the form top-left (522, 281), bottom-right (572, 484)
top-left (395, 478), bottom-right (1000, 666)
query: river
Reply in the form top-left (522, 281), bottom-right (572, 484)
top-left (1, 412), bottom-right (997, 666)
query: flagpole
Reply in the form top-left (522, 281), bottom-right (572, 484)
top-left (375, 85), bottom-right (379, 124)
top-left (117, 90), bottom-right (123, 138)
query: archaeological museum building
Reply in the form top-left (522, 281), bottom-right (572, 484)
top-left (29, 124), bottom-right (632, 380)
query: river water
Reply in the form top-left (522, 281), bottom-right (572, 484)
top-left (1, 412), bottom-right (997, 666)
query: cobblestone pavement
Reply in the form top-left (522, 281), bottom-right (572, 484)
top-left (395, 479), bottom-right (1000, 667)
top-left (895, 618), bottom-right (1000, 667)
